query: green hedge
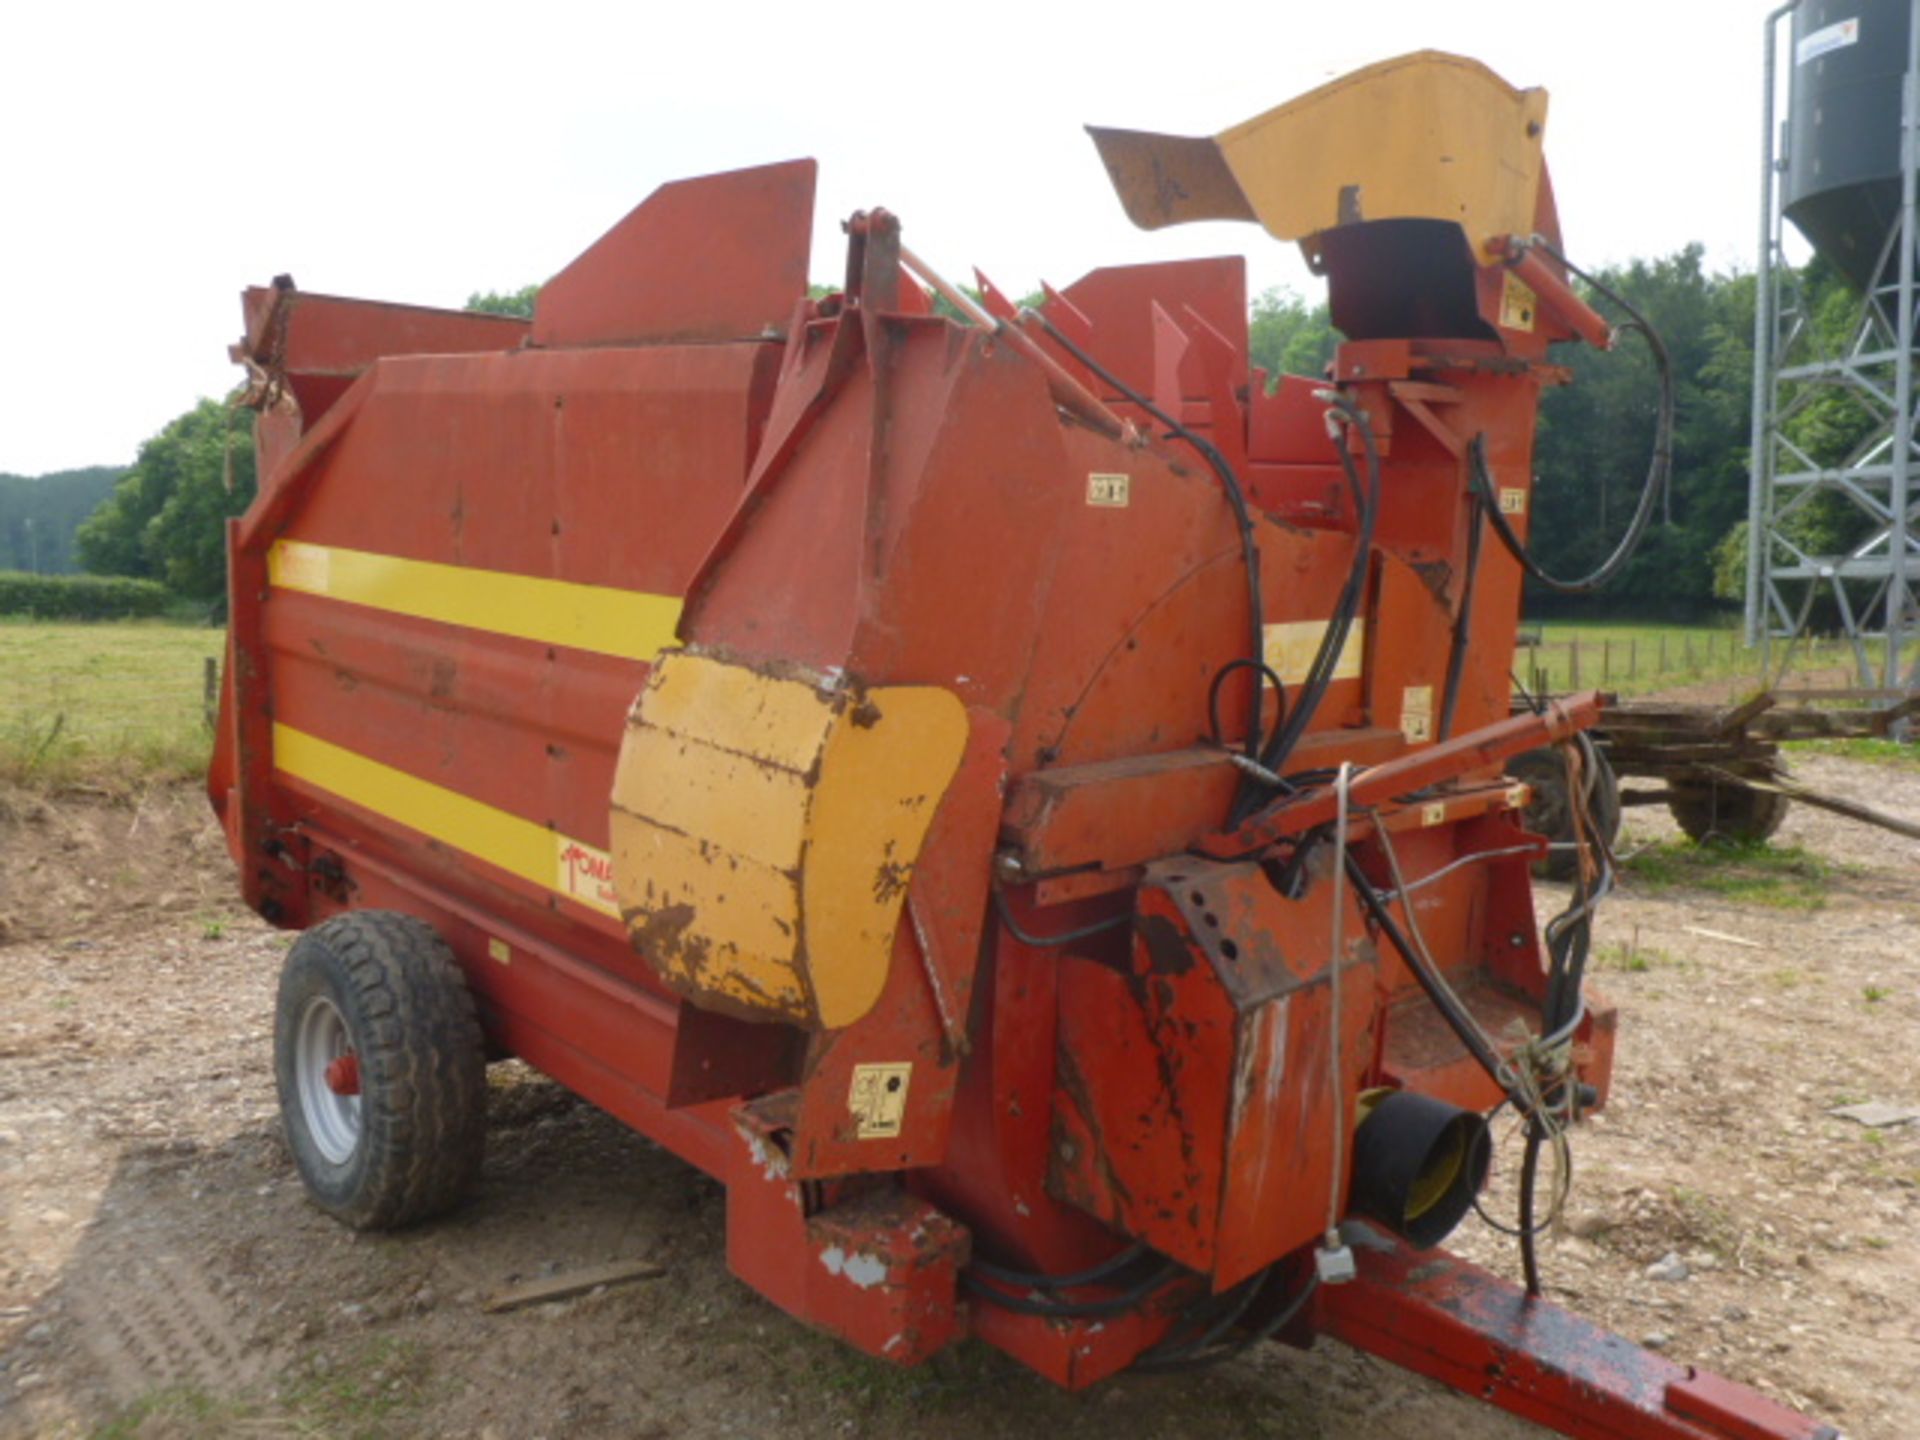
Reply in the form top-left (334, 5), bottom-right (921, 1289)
top-left (0, 571), bottom-right (172, 619)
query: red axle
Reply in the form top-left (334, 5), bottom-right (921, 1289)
top-left (324, 1053), bottom-right (360, 1097)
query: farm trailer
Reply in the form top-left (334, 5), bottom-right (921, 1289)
top-left (209, 51), bottom-right (1838, 1439)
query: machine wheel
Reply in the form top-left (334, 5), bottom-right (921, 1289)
top-left (1667, 774), bottom-right (1789, 845)
top-left (275, 910), bottom-right (486, 1230)
top-left (1506, 745), bottom-right (1621, 882)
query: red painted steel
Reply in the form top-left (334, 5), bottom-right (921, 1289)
top-left (211, 114), bottom-right (1837, 1438)
top-left (1318, 1227), bottom-right (1838, 1439)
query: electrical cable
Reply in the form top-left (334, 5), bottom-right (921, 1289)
top-left (990, 887), bottom-right (1130, 948)
top-left (1470, 238), bottom-right (1675, 595)
top-left (1514, 734), bottom-right (1614, 1295)
top-left (1389, 842), bottom-right (1541, 899)
top-left (1342, 849), bottom-right (1509, 1090)
top-left (1371, 822), bottom-right (1501, 1063)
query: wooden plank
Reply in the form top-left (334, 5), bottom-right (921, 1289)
top-left (482, 1259), bottom-right (666, 1314)
top-left (1712, 691), bottom-right (1777, 737)
top-left (1704, 766), bottom-right (1920, 842)
top-left (1606, 743), bottom-right (1774, 764)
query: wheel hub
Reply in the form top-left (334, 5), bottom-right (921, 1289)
top-left (294, 995), bottom-right (363, 1165)
top-left (324, 1052), bottom-right (361, 1096)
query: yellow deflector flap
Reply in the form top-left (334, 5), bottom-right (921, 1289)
top-left (1088, 50), bottom-right (1548, 256)
top-left (609, 651), bottom-right (969, 1031)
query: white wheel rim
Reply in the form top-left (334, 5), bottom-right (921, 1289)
top-left (294, 995), bottom-right (362, 1165)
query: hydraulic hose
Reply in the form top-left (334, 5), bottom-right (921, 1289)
top-left (1437, 491), bottom-right (1486, 741)
top-left (1021, 310), bottom-right (1269, 783)
top-left (1252, 395), bottom-right (1381, 788)
top-left (1471, 238), bottom-right (1676, 595)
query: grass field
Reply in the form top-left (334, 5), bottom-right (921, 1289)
top-left (0, 618), bottom-right (223, 786)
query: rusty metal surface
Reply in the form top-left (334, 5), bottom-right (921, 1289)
top-left (1050, 852), bottom-right (1378, 1288)
top-left (1318, 1225), bottom-right (1838, 1439)
top-left (1086, 127), bottom-right (1258, 232)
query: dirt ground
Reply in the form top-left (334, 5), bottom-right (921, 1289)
top-left (1, 753), bottom-right (1916, 1440)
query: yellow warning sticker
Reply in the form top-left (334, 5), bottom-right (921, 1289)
top-left (1401, 685), bottom-right (1434, 744)
top-left (849, 1063), bottom-right (912, 1140)
top-left (1498, 487), bottom-right (1528, 516)
top-left (1087, 473), bottom-right (1131, 507)
top-left (1500, 271), bottom-right (1536, 332)
top-left (1422, 802), bottom-right (1447, 827)
top-left (487, 937), bottom-right (511, 966)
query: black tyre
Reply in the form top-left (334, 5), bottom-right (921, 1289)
top-left (1507, 745), bottom-right (1621, 882)
top-left (1668, 775), bottom-right (1789, 845)
top-left (275, 910), bottom-right (486, 1230)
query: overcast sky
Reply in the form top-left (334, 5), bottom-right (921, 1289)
top-left (1, 0), bottom-right (1788, 477)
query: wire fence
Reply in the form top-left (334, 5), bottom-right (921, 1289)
top-left (1514, 628), bottom-right (1880, 698)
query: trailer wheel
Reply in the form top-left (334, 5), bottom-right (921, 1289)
top-left (1506, 746), bottom-right (1621, 882)
top-left (1668, 776), bottom-right (1789, 845)
top-left (275, 910), bottom-right (486, 1230)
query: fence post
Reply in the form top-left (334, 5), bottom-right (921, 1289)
top-left (1570, 637), bottom-right (1581, 688)
top-left (203, 655), bottom-right (218, 731)
top-left (1684, 632), bottom-right (1695, 671)
top-left (1602, 639), bottom-right (1612, 682)
top-left (1629, 637), bottom-right (1638, 679)
top-left (1659, 632), bottom-right (1668, 673)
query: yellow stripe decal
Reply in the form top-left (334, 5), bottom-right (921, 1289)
top-left (272, 723), bottom-right (619, 918)
top-left (268, 538), bottom-right (681, 662)
top-left (1262, 618), bottom-right (1365, 687)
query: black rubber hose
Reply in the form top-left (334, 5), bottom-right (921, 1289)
top-left (1254, 397), bottom-right (1381, 782)
top-left (968, 1241), bottom-right (1148, 1293)
top-left (1437, 490), bottom-right (1485, 741)
top-left (1519, 734), bottom-right (1614, 1296)
top-left (1470, 240), bottom-right (1675, 595)
top-left (1023, 310), bottom-right (1268, 774)
top-left (1130, 1268), bottom-right (1268, 1370)
top-left (991, 887), bottom-right (1130, 949)
top-left (1134, 1267), bottom-right (1321, 1372)
top-left (1209, 658), bottom-right (1286, 757)
top-left (1520, 1122), bottom-right (1547, 1297)
top-left (961, 1259), bottom-right (1181, 1319)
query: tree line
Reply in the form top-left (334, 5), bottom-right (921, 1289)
top-left (0, 467), bottom-right (123, 575)
top-left (1247, 246), bottom-right (1843, 617)
top-left (29, 251), bottom-right (1852, 618)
